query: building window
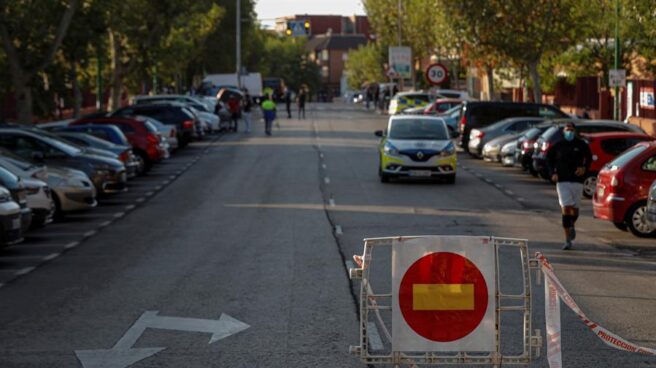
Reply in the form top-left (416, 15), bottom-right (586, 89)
top-left (321, 50), bottom-right (329, 61)
top-left (321, 66), bottom-right (329, 78)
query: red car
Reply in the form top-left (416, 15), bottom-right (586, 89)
top-left (422, 98), bottom-right (462, 115)
top-left (580, 132), bottom-right (654, 198)
top-left (70, 117), bottom-right (166, 169)
top-left (593, 141), bottom-right (656, 237)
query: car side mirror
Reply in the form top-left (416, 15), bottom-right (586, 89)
top-left (375, 130), bottom-right (384, 137)
top-left (31, 151), bottom-right (45, 162)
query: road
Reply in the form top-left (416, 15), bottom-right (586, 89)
top-left (0, 103), bottom-right (655, 367)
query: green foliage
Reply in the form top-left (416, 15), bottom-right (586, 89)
top-left (345, 43), bottom-right (386, 89)
top-left (256, 33), bottom-right (321, 93)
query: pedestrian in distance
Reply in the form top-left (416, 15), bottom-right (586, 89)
top-left (261, 95), bottom-right (277, 136)
top-left (227, 95), bottom-right (241, 132)
top-left (297, 88), bottom-right (306, 119)
top-left (242, 92), bottom-right (253, 133)
top-left (284, 88), bottom-right (292, 119)
top-left (547, 122), bottom-right (592, 250)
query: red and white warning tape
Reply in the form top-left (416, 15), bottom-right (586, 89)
top-left (536, 252), bottom-right (656, 368)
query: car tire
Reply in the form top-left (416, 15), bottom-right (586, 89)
top-left (582, 174), bottom-right (597, 199)
top-left (445, 174), bottom-right (456, 184)
top-left (135, 150), bottom-right (152, 172)
top-left (378, 163), bottom-right (390, 183)
top-left (625, 201), bottom-right (656, 237)
top-left (52, 192), bottom-right (66, 222)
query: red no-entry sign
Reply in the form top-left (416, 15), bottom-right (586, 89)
top-left (392, 236), bottom-right (496, 352)
top-left (399, 252), bottom-right (488, 342)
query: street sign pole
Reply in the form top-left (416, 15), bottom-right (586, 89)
top-left (236, 0), bottom-right (242, 90)
top-left (614, 0), bottom-right (620, 120)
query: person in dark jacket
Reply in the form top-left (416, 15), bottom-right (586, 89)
top-left (284, 88), bottom-right (292, 118)
top-left (297, 89), bottom-right (306, 119)
top-left (547, 122), bottom-right (592, 250)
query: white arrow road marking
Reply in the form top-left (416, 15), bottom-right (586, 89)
top-left (75, 348), bottom-right (165, 368)
top-left (75, 311), bottom-right (249, 368)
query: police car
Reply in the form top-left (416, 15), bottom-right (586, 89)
top-left (388, 92), bottom-right (436, 115)
top-left (375, 115), bottom-right (457, 183)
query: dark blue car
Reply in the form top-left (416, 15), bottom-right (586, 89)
top-left (52, 125), bottom-right (130, 147)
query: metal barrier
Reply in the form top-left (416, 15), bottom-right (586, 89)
top-left (348, 236), bottom-right (542, 366)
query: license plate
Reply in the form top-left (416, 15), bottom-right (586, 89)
top-left (409, 170), bottom-right (432, 177)
top-left (12, 218), bottom-right (21, 230)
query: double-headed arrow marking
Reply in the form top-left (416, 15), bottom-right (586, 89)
top-left (75, 311), bottom-right (250, 368)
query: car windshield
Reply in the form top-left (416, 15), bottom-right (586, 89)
top-left (32, 131), bottom-right (82, 155)
top-left (607, 145), bottom-right (647, 169)
top-left (388, 119), bottom-right (448, 140)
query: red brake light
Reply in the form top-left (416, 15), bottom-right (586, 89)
top-left (540, 142), bottom-right (551, 152)
top-left (459, 115), bottom-right (466, 131)
top-left (183, 120), bottom-right (194, 129)
top-left (522, 140), bottom-right (534, 149)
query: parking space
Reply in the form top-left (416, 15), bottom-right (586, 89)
top-left (0, 136), bottom-right (219, 287)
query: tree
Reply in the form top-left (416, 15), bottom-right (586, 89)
top-left (0, 0), bottom-right (79, 123)
top-left (345, 43), bottom-right (386, 89)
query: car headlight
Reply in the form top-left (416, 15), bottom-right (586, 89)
top-left (0, 187), bottom-right (12, 203)
top-left (383, 142), bottom-right (400, 156)
top-left (440, 142), bottom-right (455, 156)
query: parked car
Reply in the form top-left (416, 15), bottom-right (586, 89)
top-left (111, 103), bottom-right (198, 147)
top-left (20, 177), bottom-right (54, 228)
top-left (0, 128), bottom-right (127, 195)
top-left (70, 117), bottom-right (167, 170)
top-left (132, 94), bottom-right (213, 112)
top-left (646, 180), bottom-right (656, 228)
top-left (52, 124), bottom-right (130, 147)
top-left (0, 149), bottom-right (97, 218)
top-left (432, 89), bottom-right (470, 100)
top-left (482, 134), bottom-right (524, 163)
top-left (468, 117), bottom-right (545, 157)
top-left (0, 166), bottom-right (31, 233)
top-left (500, 139), bottom-right (518, 166)
top-left (435, 105), bottom-right (463, 133)
top-left (593, 141), bottom-right (656, 237)
top-left (0, 185), bottom-right (23, 247)
top-left (52, 131), bottom-right (140, 178)
top-left (388, 92), bottom-right (438, 115)
top-left (142, 117), bottom-right (178, 152)
top-left (375, 115), bottom-right (456, 183)
top-left (532, 120), bottom-right (646, 180)
top-left (579, 132), bottom-right (654, 198)
top-left (514, 124), bottom-right (555, 174)
top-left (457, 101), bottom-right (568, 152)
top-left (422, 98), bottom-right (463, 115)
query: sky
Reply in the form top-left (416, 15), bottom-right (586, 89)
top-left (254, 0), bottom-right (365, 28)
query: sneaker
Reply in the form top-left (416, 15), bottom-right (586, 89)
top-left (570, 226), bottom-right (576, 241)
top-left (562, 241), bottom-right (572, 250)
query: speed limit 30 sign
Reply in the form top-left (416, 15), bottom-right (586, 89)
top-left (426, 63), bottom-right (448, 86)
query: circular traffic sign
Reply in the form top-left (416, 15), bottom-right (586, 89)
top-left (425, 63), bottom-right (448, 85)
top-left (399, 252), bottom-right (488, 342)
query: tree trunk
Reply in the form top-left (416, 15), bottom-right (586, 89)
top-left (14, 76), bottom-right (33, 124)
top-left (486, 65), bottom-right (494, 101)
top-left (529, 61), bottom-right (542, 104)
top-left (70, 61), bottom-right (82, 118)
top-left (108, 30), bottom-right (124, 110)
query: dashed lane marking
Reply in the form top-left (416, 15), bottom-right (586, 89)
top-left (42, 253), bottom-right (60, 262)
top-left (329, 198), bottom-right (336, 207)
top-left (114, 212), bottom-right (125, 218)
top-left (14, 267), bottom-right (35, 276)
top-left (505, 190), bottom-right (515, 195)
top-left (145, 191), bottom-right (155, 196)
top-left (125, 204), bottom-right (136, 210)
top-left (99, 221), bottom-right (112, 228)
top-left (324, 177), bottom-right (331, 184)
top-left (65, 241), bottom-right (79, 249)
top-left (322, 164), bottom-right (327, 169)
top-left (83, 230), bottom-right (97, 238)
top-left (136, 198), bottom-right (145, 203)
top-left (335, 225), bottom-right (343, 235)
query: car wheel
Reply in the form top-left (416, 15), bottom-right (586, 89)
top-left (613, 222), bottom-right (628, 232)
top-left (135, 150), bottom-right (152, 172)
top-left (625, 202), bottom-right (656, 237)
top-left (445, 174), bottom-right (456, 184)
top-left (378, 162), bottom-right (390, 183)
top-left (52, 192), bottom-right (65, 222)
top-left (582, 174), bottom-right (597, 199)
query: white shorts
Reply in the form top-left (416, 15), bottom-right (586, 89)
top-left (556, 182), bottom-right (583, 208)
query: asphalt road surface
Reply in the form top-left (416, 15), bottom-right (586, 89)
top-left (0, 103), bottom-right (655, 367)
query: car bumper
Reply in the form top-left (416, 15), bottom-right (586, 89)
top-left (93, 170), bottom-right (128, 194)
top-left (56, 186), bottom-right (97, 212)
top-left (19, 207), bottom-right (32, 234)
top-left (0, 214), bottom-right (23, 247)
top-left (482, 146), bottom-right (501, 161)
top-left (593, 196), bottom-right (629, 223)
top-left (381, 153), bottom-right (457, 177)
top-left (31, 207), bottom-right (54, 226)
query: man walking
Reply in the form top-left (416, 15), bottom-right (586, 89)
top-left (242, 92), bottom-right (253, 133)
top-left (227, 95), bottom-right (241, 132)
top-left (297, 88), bottom-right (306, 119)
top-left (547, 122), bottom-right (592, 250)
top-left (261, 95), bottom-right (276, 136)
